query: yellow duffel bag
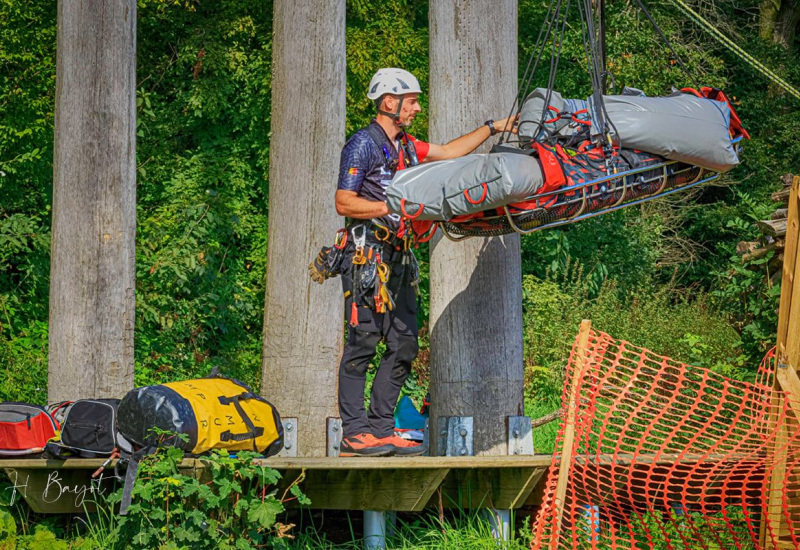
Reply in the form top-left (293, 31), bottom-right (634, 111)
top-left (118, 374), bottom-right (283, 456)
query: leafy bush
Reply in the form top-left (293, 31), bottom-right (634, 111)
top-left (108, 447), bottom-right (307, 549)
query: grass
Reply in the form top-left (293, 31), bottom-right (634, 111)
top-left (283, 508), bottom-right (535, 549)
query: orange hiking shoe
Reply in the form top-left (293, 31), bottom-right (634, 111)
top-left (339, 433), bottom-right (396, 457)
top-left (375, 434), bottom-right (426, 456)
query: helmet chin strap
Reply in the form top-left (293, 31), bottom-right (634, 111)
top-left (378, 96), bottom-right (409, 127)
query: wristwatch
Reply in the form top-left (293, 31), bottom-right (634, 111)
top-left (485, 119), bottom-right (497, 136)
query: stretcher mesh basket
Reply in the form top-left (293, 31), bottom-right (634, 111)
top-left (438, 160), bottom-right (710, 239)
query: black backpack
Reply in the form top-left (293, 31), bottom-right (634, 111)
top-left (46, 399), bottom-right (133, 458)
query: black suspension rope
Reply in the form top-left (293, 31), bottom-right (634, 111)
top-left (500, 0), bottom-right (565, 144)
top-left (505, 0), bottom-right (704, 154)
top-left (633, 0), bottom-right (698, 89)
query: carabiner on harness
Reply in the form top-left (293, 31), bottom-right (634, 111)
top-left (351, 225), bottom-right (367, 265)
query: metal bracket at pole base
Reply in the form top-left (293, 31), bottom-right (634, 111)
top-left (438, 416), bottom-right (474, 456)
top-left (507, 415), bottom-right (535, 455)
top-left (277, 418), bottom-right (297, 457)
top-left (327, 417), bottom-right (342, 457)
top-left (421, 418), bottom-right (431, 456)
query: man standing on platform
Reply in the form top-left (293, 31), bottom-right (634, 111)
top-left (328, 68), bottom-right (517, 456)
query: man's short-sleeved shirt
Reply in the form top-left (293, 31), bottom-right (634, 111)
top-left (337, 120), bottom-right (429, 229)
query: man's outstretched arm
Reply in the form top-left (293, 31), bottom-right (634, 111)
top-left (424, 114), bottom-right (518, 162)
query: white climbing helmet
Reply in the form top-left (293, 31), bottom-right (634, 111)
top-left (366, 68), bottom-right (422, 101)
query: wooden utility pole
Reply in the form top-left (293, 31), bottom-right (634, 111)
top-left (261, 0), bottom-right (345, 457)
top-left (428, 0), bottom-right (523, 456)
top-left (49, 0), bottom-right (137, 401)
top-left (760, 174), bottom-right (800, 549)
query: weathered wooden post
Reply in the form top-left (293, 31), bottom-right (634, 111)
top-left (428, 0), bottom-right (523, 542)
top-left (261, 0), bottom-right (345, 458)
top-left (49, 0), bottom-right (137, 400)
top-left (428, 0), bottom-right (523, 457)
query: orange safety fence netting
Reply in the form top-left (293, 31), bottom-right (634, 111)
top-left (531, 329), bottom-right (800, 550)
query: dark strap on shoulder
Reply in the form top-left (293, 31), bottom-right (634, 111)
top-left (400, 133), bottom-right (419, 167)
top-left (365, 123), bottom-right (388, 151)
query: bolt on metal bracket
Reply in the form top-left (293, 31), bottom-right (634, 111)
top-left (278, 417), bottom-right (298, 457)
top-left (327, 417), bottom-right (342, 457)
top-left (441, 416), bottom-right (473, 457)
top-left (507, 416), bottom-right (534, 455)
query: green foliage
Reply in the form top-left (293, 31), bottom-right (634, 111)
top-left (0, 448), bottom-right (307, 550)
top-left (522, 271), bottom-right (743, 374)
top-left (572, 507), bottom-right (756, 550)
top-left (345, 1), bottom-right (428, 136)
top-left (705, 189), bottom-right (784, 360)
top-left (521, 269), bottom-right (745, 453)
top-left (0, 0), bottom-right (57, 403)
top-left (133, 0), bottom-right (273, 389)
top-left (109, 448), bottom-right (305, 549)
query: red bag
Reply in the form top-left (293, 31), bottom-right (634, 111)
top-left (681, 86), bottom-right (750, 140)
top-left (0, 403), bottom-right (60, 456)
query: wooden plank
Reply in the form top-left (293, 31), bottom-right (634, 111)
top-left (0, 455), bottom-right (553, 470)
top-left (279, 467), bottom-right (451, 511)
top-left (509, 467), bottom-right (548, 509)
top-left (0, 451), bottom-right (745, 472)
top-left (757, 219), bottom-right (788, 237)
top-left (551, 320), bottom-right (592, 548)
top-left (777, 177), bottom-right (799, 353)
top-left (761, 397), bottom-right (789, 550)
top-left (0, 458), bottom-right (122, 469)
top-left (762, 175), bottom-right (800, 549)
top-left (434, 467), bottom-right (548, 510)
top-left (777, 366), bottom-right (800, 417)
top-left (253, 455), bottom-right (554, 469)
top-left (410, 469), bottom-right (451, 511)
top-left (773, 176), bottom-right (800, 547)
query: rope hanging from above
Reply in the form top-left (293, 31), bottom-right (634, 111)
top-left (669, 0), bottom-right (800, 101)
top-left (391, 0), bottom-right (751, 242)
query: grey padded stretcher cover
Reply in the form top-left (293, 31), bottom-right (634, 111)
top-left (518, 88), bottom-right (588, 143)
top-left (519, 88), bottom-right (739, 172)
top-left (385, 153), bottom-right (544, 221)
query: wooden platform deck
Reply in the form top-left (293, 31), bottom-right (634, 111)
top-left (2, 452), bottom-right (759, 514)
top-left (1, 455), bottom-right (552, 514)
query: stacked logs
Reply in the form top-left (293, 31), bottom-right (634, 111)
top-left (736, 174), bottom-right (795, 268)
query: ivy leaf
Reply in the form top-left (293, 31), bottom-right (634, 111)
top-left (233, 497), bottom-right (249, 517)
top-left (290, 484), bottom-right (311, 506)
top-left (246, 499), bottom-right (282, 529)
top-left (258, 467), bottom-right (281, 485)
top-left (173, 525), bottom-right (201, 543)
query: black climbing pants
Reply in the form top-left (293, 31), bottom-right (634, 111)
top-left (338, 242), bottom-right (419, 439)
